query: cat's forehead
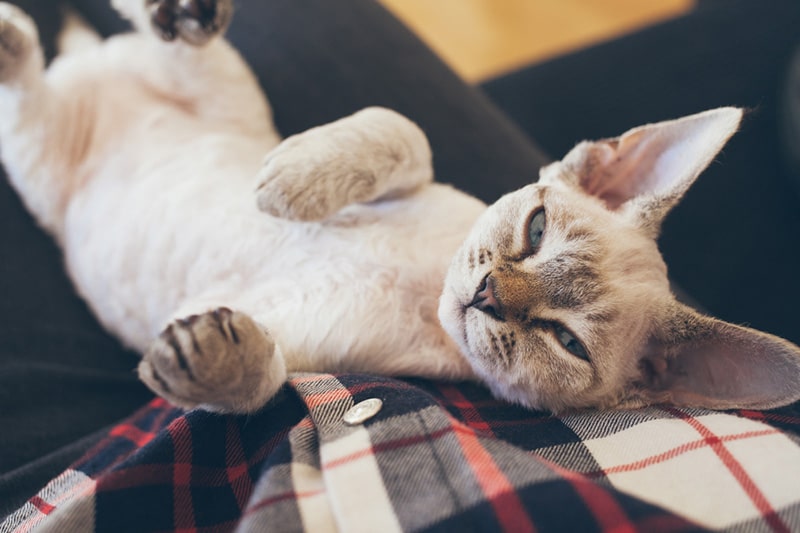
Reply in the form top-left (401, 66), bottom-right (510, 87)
top-left (530, 181), bottom-right (608, 215)
top-left (486, 182), bottom-right (615, 244)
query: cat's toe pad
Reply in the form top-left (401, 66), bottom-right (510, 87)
top-left (139, 307), bottom-right (285, 413)
top-left (147, 0), bottom-right (232, 45)
top-left (0, 3), bottom-right (38, 82)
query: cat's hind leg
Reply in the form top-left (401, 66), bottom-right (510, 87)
top-left (255, 107), bottom-right (434, 221)
top-left (138, 308), bottom-right (287, 413)
top-left (0, 4), bottom-right (72, 233)
top-left (0, 3), bottom-right (40, 84)
top-left (112, 0), bottom-right (233, 46)
top-left (110, 0), bottom-right (276, 140)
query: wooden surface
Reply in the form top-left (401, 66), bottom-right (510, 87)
top-left (378, 0), bottom-right (695, 82)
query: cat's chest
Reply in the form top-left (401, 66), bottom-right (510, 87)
top-left (61, 163), bottom-right (485, 347)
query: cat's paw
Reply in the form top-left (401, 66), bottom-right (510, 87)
top-left (255, 133), bottom-right (379, 222)
top-left (147, 0), bottom-right (232, 45)
top-left (256, 107), bottom-right (432, 221)
top-left (138, 307), bottom-right (286, 413)
top-left (0, 3), bottom-right (39, 83)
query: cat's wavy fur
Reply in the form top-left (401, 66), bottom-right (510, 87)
top-left (2, 0), bottom-right (799, 414)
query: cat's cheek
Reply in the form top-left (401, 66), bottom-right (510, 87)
top-left (437, 292), bottom-right (469, 354)
top-left (439, 303), bottom-right (497, 380)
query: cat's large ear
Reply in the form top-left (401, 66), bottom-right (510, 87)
top-left (541, 107), bottom-right (743, 237)
top-left (633, 302), bottom-right (800, 410)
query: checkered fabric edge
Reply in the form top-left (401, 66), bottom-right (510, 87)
top-left (5, 372), bottom-right (800, 532)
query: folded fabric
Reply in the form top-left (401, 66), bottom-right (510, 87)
top-left (5, 374), bottom-right (800, 532)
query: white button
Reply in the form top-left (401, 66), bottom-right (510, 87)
top-left (343, 398), bottom-right (383, 426)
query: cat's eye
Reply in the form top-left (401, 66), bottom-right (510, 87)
top-left (526, 209), bottom-right (546, 254)
top-left (553, 324), bottom-right (589, 362)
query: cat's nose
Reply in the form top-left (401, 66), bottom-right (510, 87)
top-left (469, 274), bottom-right (504, 321)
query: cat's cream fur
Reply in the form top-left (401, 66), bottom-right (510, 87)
top-left (2, 0), bottom-right (799, 414)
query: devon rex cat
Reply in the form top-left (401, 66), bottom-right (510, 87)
top-left (1, 0), bottom-right (799, 415)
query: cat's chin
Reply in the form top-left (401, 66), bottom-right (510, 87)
top-left (439, 290), bottom-right (516, 394)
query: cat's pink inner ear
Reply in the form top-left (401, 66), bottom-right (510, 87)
top-left (638, 305), bottom-right (800, 410)
top-left (560, 107), bottom-right (744, 213)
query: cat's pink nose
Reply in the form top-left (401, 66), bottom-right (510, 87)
top-left (469, 274), bottom-right (504, 321)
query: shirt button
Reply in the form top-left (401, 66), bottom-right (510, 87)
top-left (343, 398), bottom-right (383, 426)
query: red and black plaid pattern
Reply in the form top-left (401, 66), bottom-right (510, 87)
top-left (5, 373), bottom-right (800, 532)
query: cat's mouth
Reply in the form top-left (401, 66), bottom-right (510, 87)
top-left (439, 286), bottom-right (501, 374)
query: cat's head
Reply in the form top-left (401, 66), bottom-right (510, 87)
top-left (439, 107), bottom-right (800, 413)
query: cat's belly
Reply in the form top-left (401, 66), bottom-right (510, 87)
top-left (61, 148), bottom-right (485, 372)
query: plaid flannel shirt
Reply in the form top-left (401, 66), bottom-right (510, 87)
top-left (4, 373), bottom-right (800, 532)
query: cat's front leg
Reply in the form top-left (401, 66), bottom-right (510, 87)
top-left (138, 308), bottom-right (287, 413)
top-left (255, 107), bottom-right (434, 221)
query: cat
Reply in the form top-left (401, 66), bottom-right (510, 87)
top-left (1, 0), bottom-right (799, 415)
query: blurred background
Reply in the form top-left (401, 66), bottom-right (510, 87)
top-left (379, 0), bottom-right (693, 82)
